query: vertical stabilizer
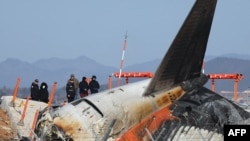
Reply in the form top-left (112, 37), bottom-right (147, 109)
top-left (143, 0), bottom-right (217, 96)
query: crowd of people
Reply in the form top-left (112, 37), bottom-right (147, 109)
top-left (30, 74), bottom-right (100, 103)
top-left (66, 74), bottom-right (100, 102)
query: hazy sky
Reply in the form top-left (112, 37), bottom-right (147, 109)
top-left (1, 0), bottom-right (250, 68)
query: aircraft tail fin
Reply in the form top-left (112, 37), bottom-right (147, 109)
top-left (143, 0), bottom-right (217, 96)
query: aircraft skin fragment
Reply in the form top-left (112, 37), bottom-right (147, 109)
top-left (116, 106), bottom-right (174, 141)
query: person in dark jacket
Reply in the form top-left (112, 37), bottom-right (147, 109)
top-left (39, 82), bottom-right (49, 103)
top-left (67, 74), bottom-right (79, 99)
top-left (66, 78), bottom-right (75, 102)
top-left (31, 79), bottom-right (40, 101)
top-left (89, 75), bottom-right (100, 94)
top-left (79, 77), bottom-right (89, 98)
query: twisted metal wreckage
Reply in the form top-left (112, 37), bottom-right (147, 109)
top-left (34, 0), bottom-right (250, 140)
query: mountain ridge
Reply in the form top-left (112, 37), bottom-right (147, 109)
top-left (1, 54), bottom-right (250, 92)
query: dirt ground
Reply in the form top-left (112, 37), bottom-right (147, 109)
top-left (0, 107), bottom-right (17, 140)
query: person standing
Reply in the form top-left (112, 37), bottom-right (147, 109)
top-left (79, 76), bottom-right (89, 98)
top-left (31, 79), bottom-right (40, 101)
top-left (67, 74), bottom-right (79, 99)
top-left (39, 82), bottom-right (49, 103)
top-left (66, 78), bottom-right (75, 102)
top-left (89, 75), bottom-right (100, 94)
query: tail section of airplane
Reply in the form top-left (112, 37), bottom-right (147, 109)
top-left (33, 1), bottom-right (250, 141)
top-left (143, 0), bottom-right (217, 96)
